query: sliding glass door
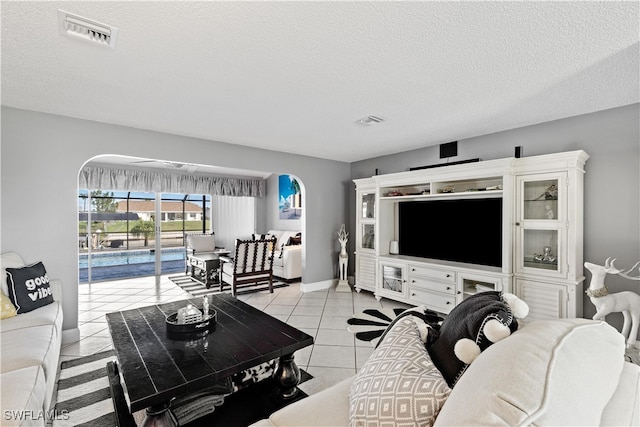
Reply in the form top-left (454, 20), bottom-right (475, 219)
top-left (78, 190), bottom-right (211, 283)
top-left (159, 193), bottom-right (211, 275)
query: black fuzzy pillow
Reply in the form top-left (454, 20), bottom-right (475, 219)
top-left (5, 262), bottom-right (54, 314)
top-left (427, 291), bottom-right (520, 388)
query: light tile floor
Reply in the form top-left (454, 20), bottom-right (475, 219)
top-left (64, 275), bottom-right (412, 395)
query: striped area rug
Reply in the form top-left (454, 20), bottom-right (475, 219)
top-left (53, 350), bottom-right (313, 426)
top-left (169, 275), bottom-right (289, 297)
top-left (53, 350), bottom-right (125, 427)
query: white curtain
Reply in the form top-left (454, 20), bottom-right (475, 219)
top-left (79, 166), bottom-right (265, 197)
top-left (212, 195), bottom-right (256, 251)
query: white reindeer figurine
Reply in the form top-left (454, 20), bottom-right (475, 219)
top-left (584, 258), bottom-right (640, 349)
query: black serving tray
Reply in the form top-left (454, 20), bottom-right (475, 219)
top-left (166, 309), bottom-right (217, 334)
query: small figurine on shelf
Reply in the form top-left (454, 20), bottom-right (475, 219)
top-left (534, 184), bottom-right (558, 200)
top-left (534, 246), bottom-right (556, 263)
top-left (441, 186), bottom-right (455, 193)
top-left (545, 204), bottom-right (554, 219)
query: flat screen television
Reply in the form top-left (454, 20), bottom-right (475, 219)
top-left (398, 198), bottom-right (503, 267)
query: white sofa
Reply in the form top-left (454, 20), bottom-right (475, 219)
top-left (1, 252), bottom-right (64, 426)
top-left (252, 318), bottom-right (640, 426)
top-left (261, 230), bottom-right (302, 281)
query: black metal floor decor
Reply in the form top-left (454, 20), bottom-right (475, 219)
top-left (347, 307), bottom-right (408, 346)
top-left (169, 274), bottom-right (289, 297)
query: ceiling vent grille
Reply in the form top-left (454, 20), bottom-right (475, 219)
top-left (356, 115), bottom-right (385, 125)
top-left (58, 10), bottom-right (118, 49)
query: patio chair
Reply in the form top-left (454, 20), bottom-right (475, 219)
top-left (220, 237), bottom-right (277, 296)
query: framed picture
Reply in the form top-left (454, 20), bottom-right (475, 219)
top-left (279, 175), bottom-right (302, 220)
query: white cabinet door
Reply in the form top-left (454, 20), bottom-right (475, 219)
top-left (515, 279), bottom-right (567, 324)
top-left (355, 254), bottom-right (376, 292)
top-left (377, 261), bottom-right (407, 300)
top-left (515, 173), bottom-right (568, 279)
top-left (356, 187), bottom-right (376, 253)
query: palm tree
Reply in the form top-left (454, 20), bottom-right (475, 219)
top-left (131, 220), bottom-right (155, 246)
top-left (290, 177), bottom-right (301, 195)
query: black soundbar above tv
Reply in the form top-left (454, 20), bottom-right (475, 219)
top-left (409, 158), bottom-right (481, 171)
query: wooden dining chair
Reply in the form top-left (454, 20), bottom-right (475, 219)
top-left (220, 237), bottom-right (277, 296)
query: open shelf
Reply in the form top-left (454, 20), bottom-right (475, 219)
top-left (380, 177), bottom-right (503, 201)
top-left (462, 278), bottom-right (498, 299)
top-left (380, 184), bottom-right (430, 198)
top-left (432, 177), bottom-right (503, 195)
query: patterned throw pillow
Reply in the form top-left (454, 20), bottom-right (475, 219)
top-left (0, 292), bottom-right (17, 319)
top-left (5, 262), bottom-right (54, 314)
top-left (349, 316), bottom-right (451, 427)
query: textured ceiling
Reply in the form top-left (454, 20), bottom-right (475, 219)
top-left (2, 1), bottom-right (638, 162)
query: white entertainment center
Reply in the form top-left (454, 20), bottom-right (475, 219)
top-left (354, 150), bottom-right (589, 322)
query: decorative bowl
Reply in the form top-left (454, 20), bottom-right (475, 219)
top-left (166, 309), bottom-right (217, 334)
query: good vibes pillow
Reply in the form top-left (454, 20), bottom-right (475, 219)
top-left (6, 261), bottom-right (54, 314)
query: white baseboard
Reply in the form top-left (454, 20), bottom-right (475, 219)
top-left (301, 279), bottom-right (337, 293)
top-left (62, 327), bottom-right (80, 345)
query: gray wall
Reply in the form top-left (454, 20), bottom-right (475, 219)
top-left (351, 103), bottom-right (640, 335)
top-left (1, 106), bottom-right (351, 334)
top-left (3, 104), bottom-right (637, 338)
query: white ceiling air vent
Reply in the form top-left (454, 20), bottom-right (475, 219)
top-left (58, 10), bottom-right (118, 49)
top-left (356, 115), bottom-right (385, 125)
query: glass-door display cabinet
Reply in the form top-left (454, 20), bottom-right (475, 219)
top-left (354, 178), bottom-right (377, 293)
top-left (513, 150), bottom-right (589, 321)
top-left (516, 174), bottom-right (566, 278)
top-left (359, 192), bottom-right (376, 251)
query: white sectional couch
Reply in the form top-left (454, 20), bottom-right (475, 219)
top-left (252, 318), bottom-right (640, 426)
top-left (1, 252), bottom-right (64, 426)
top-left (261, 230), bottom-right (302, 281)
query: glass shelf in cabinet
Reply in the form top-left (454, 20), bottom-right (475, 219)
top-left (524, 199), bottom-right (558, 220)
top-left (523, 257), bottom-right (558, 270)
top-left (361, 193), bottom-right (376, 219)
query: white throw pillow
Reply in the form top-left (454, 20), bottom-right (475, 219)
top-left (1, 252), bottom-right (25, 296)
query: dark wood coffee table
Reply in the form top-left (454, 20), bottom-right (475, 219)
top-left (106, 294), bottom-right (313, 426)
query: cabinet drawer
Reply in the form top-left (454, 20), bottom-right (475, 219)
top-left (409, 277), bottom-right (456, 295)
top-left (408, 265), bottom-right (456, 282)
top-left (190, 257), bottom-right (205, 269)
top-left (409, 287), bottom-right (456, 313)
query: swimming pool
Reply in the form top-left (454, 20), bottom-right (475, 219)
top-left (79, 248), bottom-right (186, 282)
